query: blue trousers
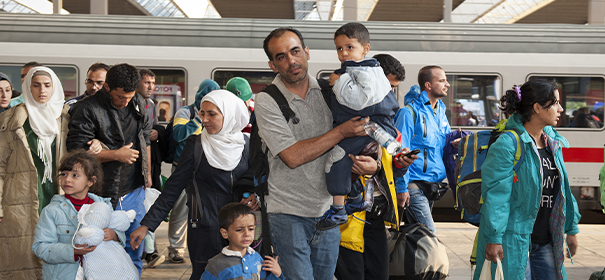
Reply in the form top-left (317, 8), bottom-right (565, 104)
top-left (268, 214), bottom-right (340, 280)
top-left (116, 186), bottom-right (146, 275)
top-left (408, 187), bottom-right (435, 234)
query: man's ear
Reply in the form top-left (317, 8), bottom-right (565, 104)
top-left (304, 46), bottom-right (310, 60)
top-left (220, 228), bottom-right (229, 240)
top-left (103, 83), bottom-right (110, 92)
top-left (425, 81), bottom-right (432, 92)
top-left (268, 61), bottom-right (278, 73)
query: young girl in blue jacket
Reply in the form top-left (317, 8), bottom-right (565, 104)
top-left (474, 79), bottom-right (581, 280)
top-left (32, 150), bottom-right (126, 279)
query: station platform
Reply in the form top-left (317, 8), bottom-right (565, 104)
top-left (141, 221), bottom-right (605, 279)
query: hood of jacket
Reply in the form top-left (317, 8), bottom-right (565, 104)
top-left (193, 79), bottom-right (220, 110)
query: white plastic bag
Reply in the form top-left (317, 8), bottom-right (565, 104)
top-left (144, 188), bottom-right (161, 212)
top-left (479, 258), bottom-right (504, 280)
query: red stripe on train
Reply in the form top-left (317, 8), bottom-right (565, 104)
top-left (562, 148), bottom-right (604, 163)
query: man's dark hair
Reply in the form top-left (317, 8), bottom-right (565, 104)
top-left (105, 63), bottom-right (140, 92)
top-left (139, 68), bottom-right (156, 79)
top-left (23, 61), bottom-right (42, 69)
top-left (334, 22), bottom-right (370, 46)
top-left (263, 27), bottom-right (306, 61)
top-left (418, 65), bottom-right (443, 91)
top-left (374, 54), bottom-right (405, 82)
top-left (218, 202), bottom-right (255, 230)
top-left (87, 63), bottom-right (110, 74)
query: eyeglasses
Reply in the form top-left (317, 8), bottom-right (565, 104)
top-left (86, 79), bottom-right (104, 87)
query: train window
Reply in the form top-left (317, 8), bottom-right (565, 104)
top-left (446, 74), bottom-right (502, 127)
top-left (212, 69), bottom-right (277, 94)
top-left (144, 68), bottom-right (186, 123)
top-left (0, 64), bottom-right (78, 100)
top-left (528, 76), bottom-right (604, 129)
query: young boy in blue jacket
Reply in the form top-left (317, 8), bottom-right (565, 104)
top-left (318, 22), bottom-right (400, 230)
top-left (202, 203), bottom-right (283, 280)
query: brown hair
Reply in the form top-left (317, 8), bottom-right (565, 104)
top-left (57, 149), bottom-right (104, 194)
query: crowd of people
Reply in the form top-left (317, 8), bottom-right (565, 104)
top-left (0, 21), bottom-right (580, 280)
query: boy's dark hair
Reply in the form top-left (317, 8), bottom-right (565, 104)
top-left (105, 63), bottom-right (140, 92)
top-left (139, 68), bottom-right (156, 79)
top-left (334, 22), bottom-right (370, 46)
top-left (499, 79), bottom-right (559, 124)
top-left (374, 54), bottom-right (405, 82)
top-left (58, 149), bottom-right (104, 194)
top-left (418, 65), bottom-right (443, 91)
top-left (87, 63), bottom-right (110, 74)
top-left (218, 202), bottom-right (255, 230)
top-left (263, 27), bottom-right (306, 61)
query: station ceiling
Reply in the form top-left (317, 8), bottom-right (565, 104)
top-left (2, 0), bottom-right (591, 24)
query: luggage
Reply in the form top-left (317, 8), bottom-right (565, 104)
top-left (590, 268), bottom-right (605, 280)
top-left (454, 119), bottom-right (524, 225)
top-left (478, 258), bottom-right (504, 280)
top-left (388, 209), bottom-right (449, 280)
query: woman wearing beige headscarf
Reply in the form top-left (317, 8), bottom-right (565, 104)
top-left (0, 66), bottom-right (71, 278)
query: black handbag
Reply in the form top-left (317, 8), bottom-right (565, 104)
top-left (414, 181), bottom-right (449, 201)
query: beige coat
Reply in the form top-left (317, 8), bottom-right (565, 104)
top-left (0, 103), bottom-right (69, 279)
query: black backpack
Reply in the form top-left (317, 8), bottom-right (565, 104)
top-left (163, 105), bottom-right (196, 164)
top-left (250, 79), bottom-right (332, 256)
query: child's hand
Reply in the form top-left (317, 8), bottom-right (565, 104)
top-left (262, 255), bottom-right (281, 277)
top-left (103, 228), bottom-right (119, 241)
top-left (74, 244), bottom-right (97, 255)
top-left (329, 73), bottom-right (341, 86)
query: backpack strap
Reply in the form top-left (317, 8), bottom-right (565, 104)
top-left (317, 78), bottom-right (333, 109)
top-left (405, 104), bottom-right (417, 125)
top-left (261, 84), bottom-right (298, 124)
top-left (502, 129), bottom-right (525, 174)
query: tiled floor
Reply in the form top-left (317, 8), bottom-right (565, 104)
top-left (142, 221), bottom-right (605, 279)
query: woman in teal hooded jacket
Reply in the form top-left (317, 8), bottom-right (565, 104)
top-left (474, 80), bottom-right (581, 280)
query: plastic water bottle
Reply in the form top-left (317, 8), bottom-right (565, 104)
top-left (364, 122), bottom-right (402, 156)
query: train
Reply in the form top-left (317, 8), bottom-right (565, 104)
top-left (1, 13), bottom-right (604, 214)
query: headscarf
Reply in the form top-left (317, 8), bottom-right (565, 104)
top-left (193, 79), bottom-right (220, 110)
top-left (22, 66), bottom-right (65, 183)
top-left (200, 90), bottom-right (249, 171)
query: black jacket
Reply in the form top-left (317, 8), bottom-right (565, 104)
top-left (67, 88), bottom-right (152, 204)
top-left (140, 134), bottom-right (251, 262)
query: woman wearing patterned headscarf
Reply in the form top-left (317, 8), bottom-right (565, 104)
top-left (0, 66), bottom-right (70, 278)
top-left (131, 89), bottom-right (255, 280)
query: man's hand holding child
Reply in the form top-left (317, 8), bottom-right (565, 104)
top-left (262, 255), bottom-right (282, 277)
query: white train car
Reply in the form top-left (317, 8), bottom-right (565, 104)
top-left (2, 13), bottom-right (603, 212)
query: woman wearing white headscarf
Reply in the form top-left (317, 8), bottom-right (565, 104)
top-left (131, 90), bottom-right (254, 280)
top-left (0, 66), bottom-right (70, 278)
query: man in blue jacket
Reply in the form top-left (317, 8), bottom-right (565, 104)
top-left (394, 65), bottom-right (458, 234)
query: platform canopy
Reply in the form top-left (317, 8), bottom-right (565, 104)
top-left (0, 0), bottom-right (593, 24)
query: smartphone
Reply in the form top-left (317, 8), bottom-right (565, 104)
top-left (401, 149), bottom-right (421, 158)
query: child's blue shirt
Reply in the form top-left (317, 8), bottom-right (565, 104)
top-left (202, 247), bottom-right (284, 280)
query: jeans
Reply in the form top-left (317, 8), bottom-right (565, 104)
top-left (117, 186), bottom-right (146, 275)
top-left (168, 166), bottom-right (188, 255)
top-left (268, 213), bottom-right (340, 280)
top-left (525, 242), bottom-right (556, 280)
top-left (407, 186), bottom-right (435, 234)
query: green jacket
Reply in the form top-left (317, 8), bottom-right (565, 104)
top-left (474, 113), bottom-right (581, 280)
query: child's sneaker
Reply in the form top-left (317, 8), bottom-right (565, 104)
top-left (345, 195), bottom-right (368, 214)
top-left (316, 206), bottom-right (348, 230)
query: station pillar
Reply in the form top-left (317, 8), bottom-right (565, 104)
top-left (52, 0), bottom-right (62, 14)
top-left (91, 0), bottom-right (108, 15)
top-left (589, 0), bottom-right (605, 24)
top-left (443, 0), bottom-right (452, 23)
top-left (343, 0), bottom-right (357, 20)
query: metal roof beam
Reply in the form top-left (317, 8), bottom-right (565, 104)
top-left (475, 0), bottom-right (556, 24)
